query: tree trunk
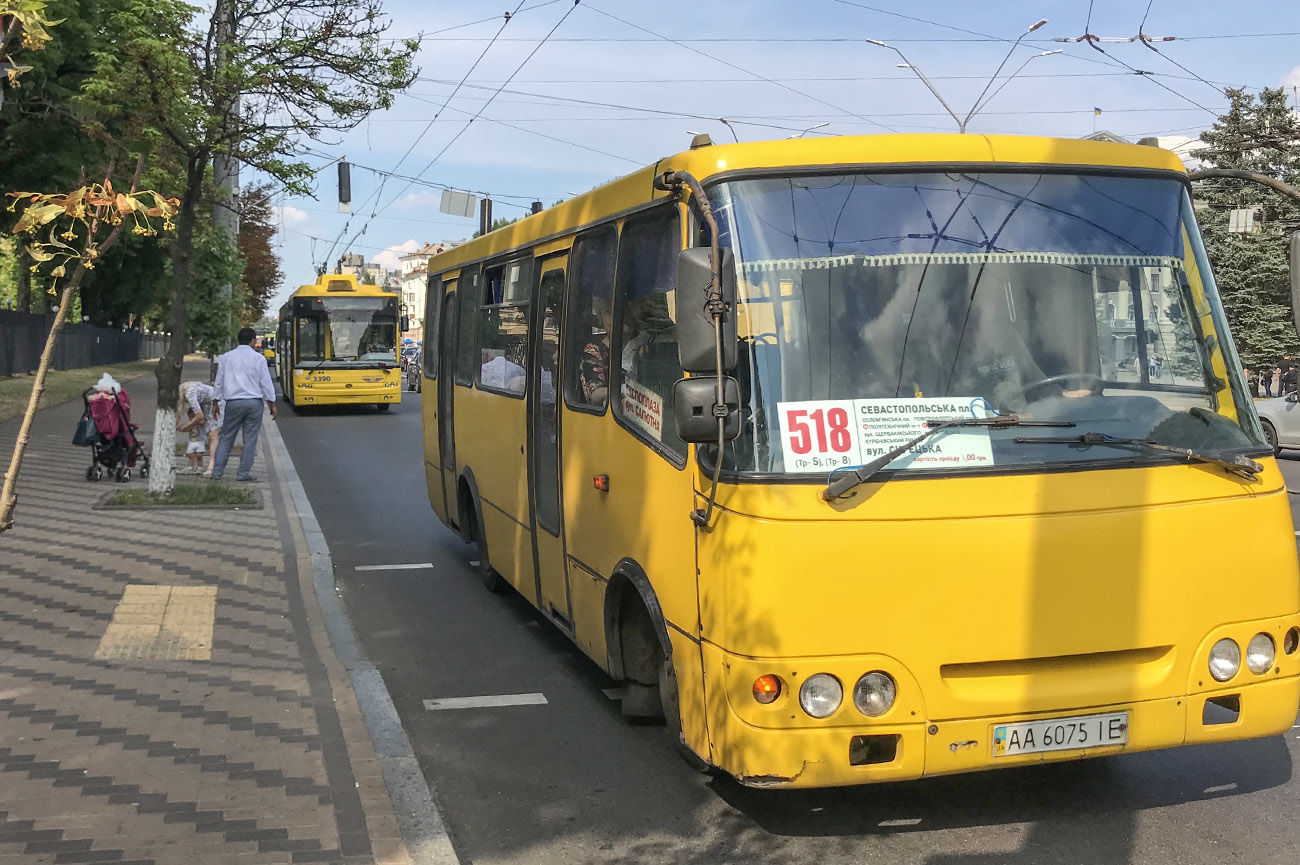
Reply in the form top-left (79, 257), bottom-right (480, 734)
top-left (0, 265), bottom-right (87, 534)
top-left (149, 156), bottom-right (206, 494)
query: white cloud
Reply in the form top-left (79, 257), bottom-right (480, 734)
top-left (373, 239), bottom-right (419, 270)
top-left (275, 205), bottom-right (311, 227)
top-left (1283, 65), bottom-right (1300, 90)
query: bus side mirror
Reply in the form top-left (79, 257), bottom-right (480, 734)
top-left (1291, 232), bottom-right (1300, 343)
top-left (672, 376), bottom-right (741, 443)
top-left (676, 247), bottom-right (737, 374)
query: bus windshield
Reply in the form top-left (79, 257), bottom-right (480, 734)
top-left (294, 296), bottom-right (398, 367)
top-left (707, 171), bottom-right (1266, 477)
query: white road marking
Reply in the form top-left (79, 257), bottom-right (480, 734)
top-left (423, 693), bottom-right (548, 710)
top-left (878, 818), bottom-right (923, 828)
top-left (1203, 783), bottom-right (1238, 794)
top-left (355, 563), bottom-right (435, 571)
top-left (469, 560), bottom-right (480, 567)
top-left (602, 688), bottom-right (622, 701)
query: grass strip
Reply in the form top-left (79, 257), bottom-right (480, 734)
top-left (103, 483), bottom-right (255, 508)
top-left (0, 357), bottom-right (190, 422)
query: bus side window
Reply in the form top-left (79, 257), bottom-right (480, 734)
top-left (423, 274), bottom-right (441, 379)
top-left (455, 267), bottom-right (480, 386)
top-left (477, 259), bottom-right (531, 397)
top-left (614, 207), bottom-right (685, 458)
top-left (565, 226), bottom-right (617, 412)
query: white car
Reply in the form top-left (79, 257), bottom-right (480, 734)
top-left (1255, 391), bottom-right (1300, 455)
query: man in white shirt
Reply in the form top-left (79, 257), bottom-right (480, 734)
top-left (211, 327), bottom-right (278, 481)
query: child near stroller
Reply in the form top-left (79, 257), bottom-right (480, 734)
top-left (73, 373), bottom-right (151, 482)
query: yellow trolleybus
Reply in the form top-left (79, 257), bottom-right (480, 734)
top-left (419, 133), bottom-right (1300, 787)
top-left (277, 273), bottom-right (403, 411)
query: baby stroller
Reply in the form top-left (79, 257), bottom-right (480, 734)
top-left (73, 379), bottom-right (151, 482)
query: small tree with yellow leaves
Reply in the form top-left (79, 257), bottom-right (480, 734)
top-left (0, 161), bottom-right (178, 534)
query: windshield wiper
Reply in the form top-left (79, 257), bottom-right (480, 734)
top-left (1013, 431), bottom-right (1263, 479)
top-left (306, 354), bottom-right (357, 374)
top-left (823, 415), bottom-right (1076, 500)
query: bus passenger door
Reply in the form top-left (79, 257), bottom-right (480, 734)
top-left (529, 261), bottom-right (570, 625)
top-left (437, 287), bottom-right (458, 522)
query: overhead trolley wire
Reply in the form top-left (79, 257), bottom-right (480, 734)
top-left (581, 3), bottom-right (898, 133)
top-left (318, 1), bottom-right (530, 271)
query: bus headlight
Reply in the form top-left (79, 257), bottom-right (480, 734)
top-left (1246, 633), bottom-right (1275, 675)
top-left (1208, 638), bottom-right (1240, 682)
top-left (799, 673), bottom-right (843, 719)
top-left (852, 671), bottom-right (897, 717)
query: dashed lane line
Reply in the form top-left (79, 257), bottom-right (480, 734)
top-left (423, 693), bottom-right (549, 710)
top-left (354, 563), bottom-right (435, 571)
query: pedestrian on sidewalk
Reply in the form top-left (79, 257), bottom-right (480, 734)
top-left (211, 327), bottom-right (277, 482)
top-left (176, 380), bottom-right (223, 475)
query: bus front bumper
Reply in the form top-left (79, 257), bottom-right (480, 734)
top-left (701, 643), bottom-right (1300, 788)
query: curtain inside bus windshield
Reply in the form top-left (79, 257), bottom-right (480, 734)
top-left (294, 298), bottom-right (397, 365)
top-left (705, 172), bottom-right (1261, 475)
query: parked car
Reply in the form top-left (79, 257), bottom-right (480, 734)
top-left (405, 349), bottom-right (422, 393)
top-left (1254, 390), bottom-right (1300, 455)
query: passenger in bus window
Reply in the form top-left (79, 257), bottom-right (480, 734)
top-left (579, 298), bottom-right (612, 405)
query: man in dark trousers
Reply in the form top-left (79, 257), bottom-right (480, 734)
top-left (211, 327), bottom-right (278, 481)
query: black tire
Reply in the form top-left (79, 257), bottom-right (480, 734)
top-left (378, 403), bottom-right (390, 412)
top-left (140, 464), bottom-right (150, 478)
top-left (1262, 419), bottom-right (1280, 456)
top-left (93, 465), bottom-right (104, 481)
top-left (469, 505), bottom-right (505, 593)
top-left (85, 465), bottom-right (96, 482)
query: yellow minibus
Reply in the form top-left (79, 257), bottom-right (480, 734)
top-left (419, 133), bottom-right (1300, 787)
top-left (277, 273), bottom-right (403, 411)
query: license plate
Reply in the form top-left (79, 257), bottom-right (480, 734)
top-left (992, 711), bottom-right (1128, 757)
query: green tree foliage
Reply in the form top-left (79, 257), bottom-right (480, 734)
top-left (78, 0), bottom-right (418, 478)
top-left (1191, 87), bottom-right (1300, 367)
top-left (187, 225), bottom-right (244, 355)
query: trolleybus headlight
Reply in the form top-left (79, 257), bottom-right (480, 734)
top-left (852, 671), bottom-right (897, 717)
top-left (752, 675), bottom-right (782, 704)
top-left (799, 673), bottom-right (843, 719)
top-left (1208, 638), bottom-right (1241, 682)
top-left (1246, 633), bottom-right (1275, 674)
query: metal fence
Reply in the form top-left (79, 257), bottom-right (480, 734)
top-left (0, 311), bottom-right (169, 377)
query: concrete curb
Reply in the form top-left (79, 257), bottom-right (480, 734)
top-left (263, 417), bottom-right (460, 865)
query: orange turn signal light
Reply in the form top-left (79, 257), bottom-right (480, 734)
top-left (752, 674), bottom-right (782, 704)
top-left (593, 474), bottom-right (609, 492)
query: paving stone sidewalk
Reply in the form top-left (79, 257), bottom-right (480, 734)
top-left (0, 365), bottom-right (414, 865)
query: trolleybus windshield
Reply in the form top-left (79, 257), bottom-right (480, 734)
top-left (293, 296), bottom-right (398, 367)
top-left (705, 171), bottom-right (1266, 477)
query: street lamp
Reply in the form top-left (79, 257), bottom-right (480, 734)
top-left (961, 19), bottom-right (1048, 132)
top-left (966, 50), bottom-right (1062, 126)
top-left (866, 40), bottom-right (964, 132)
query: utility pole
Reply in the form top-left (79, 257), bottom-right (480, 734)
top-left (211, 0), bottom-right (240, 375)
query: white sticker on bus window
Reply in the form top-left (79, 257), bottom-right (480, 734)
top-left (777, 397), bottom-right (995, 473)
top-left (621, 378), bottom-right (664, 441)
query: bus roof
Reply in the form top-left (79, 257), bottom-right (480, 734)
top-left (287, 273), bottom-right (396, 299)
top-left (428, 133), bottom-right (1188, 273)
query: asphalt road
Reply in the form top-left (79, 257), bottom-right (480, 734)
top-left (276, 389), bottom-right (1300, 865)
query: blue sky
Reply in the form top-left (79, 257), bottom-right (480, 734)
top-left (261, 0), bottom-right (1300, 311)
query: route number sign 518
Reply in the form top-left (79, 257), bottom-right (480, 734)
top-left (777, 400), bottom-right (860, 470)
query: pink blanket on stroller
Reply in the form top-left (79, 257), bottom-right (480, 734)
top-left (90, 390), bottom-right (136, 445)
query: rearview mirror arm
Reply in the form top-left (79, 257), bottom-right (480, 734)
top-left (657, 169), bottom-right (731, 528)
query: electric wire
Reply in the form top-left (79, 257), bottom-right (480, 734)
top-left (317, 2), bottom-right (528, 272)
top-left (582, 2), bottom-right (898, 133)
